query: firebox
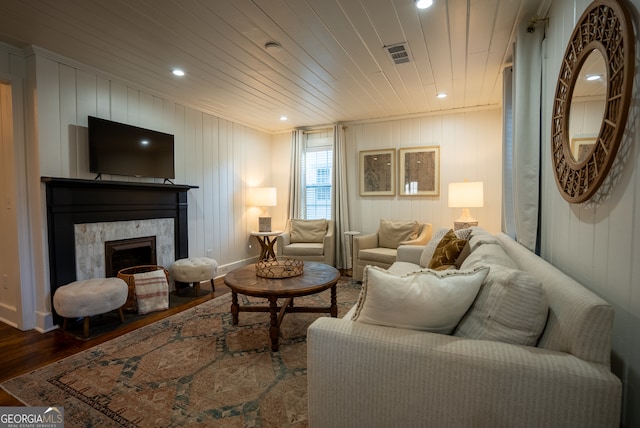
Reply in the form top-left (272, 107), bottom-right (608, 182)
top-left (105, 236), bottom-right (157, 277)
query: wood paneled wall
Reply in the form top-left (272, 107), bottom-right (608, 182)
top-left (33, 51), bottom-right (272, 278)
top-left (541, 0), bottom-right (640, 425)
top-left (345, 109), bottom-right (503, 236)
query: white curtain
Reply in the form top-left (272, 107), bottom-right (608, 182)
top-left (507, 22), bottom-right (544, 252)
top-left (332, 125), bottom-right (350, 269)
top-left (288, 129), bottom-right (305, 221)
top-left (502, 66), bottom-right (517, 236)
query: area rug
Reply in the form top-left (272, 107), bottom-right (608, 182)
top-left (1, 279), bottom-right (361, 427)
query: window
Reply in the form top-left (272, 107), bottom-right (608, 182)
top-left (303, 131), bottom-right (333, 220)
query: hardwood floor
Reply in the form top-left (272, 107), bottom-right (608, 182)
top-left (0, 278), bottom-right (231, 405)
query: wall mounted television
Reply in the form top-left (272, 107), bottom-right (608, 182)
top-left (88, 116), bottom-right (175, 180)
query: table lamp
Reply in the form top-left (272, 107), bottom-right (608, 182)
top-left (250, 187), bottom-right (277, 232)
top-left (448, 181), bottom-right (483, 230)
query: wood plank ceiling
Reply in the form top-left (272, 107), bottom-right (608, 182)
top-left (0, 0), bottom-right (543, 133)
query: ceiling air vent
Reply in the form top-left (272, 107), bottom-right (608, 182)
top-left (385, 42), bottom-right (411, 65)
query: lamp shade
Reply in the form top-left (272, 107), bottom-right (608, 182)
top-left (448, 182), bottom-right (484, 208)
top-left (250, 187), bottom-right (277, 207)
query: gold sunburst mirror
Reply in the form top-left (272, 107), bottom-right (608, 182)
top-left (551, 0), bottom-right (635, 203)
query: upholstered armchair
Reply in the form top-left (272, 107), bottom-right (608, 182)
top-left (276, 219), bottom-right (335, 266)
top-left (353, 219), bottom-right (432, 281)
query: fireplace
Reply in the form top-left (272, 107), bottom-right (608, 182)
top-left (105, 236), bottom-right (157, 277)
top-left (42, 177), bottom-right (197, 320)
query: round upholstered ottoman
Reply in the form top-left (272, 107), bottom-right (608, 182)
top-left (53, 277), bottom-right (128, 338)
top-left (171, 257), bottom-right (218, 296)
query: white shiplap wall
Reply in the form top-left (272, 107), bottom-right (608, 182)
top-left (540, 0), bottom-right (640, 425)
top-left (33, 52), bottom-right (272, 296)
top-left (345, 109), bottom-right (503, 236)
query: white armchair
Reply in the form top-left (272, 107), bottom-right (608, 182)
top-left (276, 219), bottom-right (335, 266)
top-left (353, 219), bottom-right (432, 280)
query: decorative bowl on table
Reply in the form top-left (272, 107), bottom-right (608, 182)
top-left (255, 258), bottom-right (304, 278)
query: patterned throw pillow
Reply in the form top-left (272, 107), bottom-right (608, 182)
top-left (419, 227), bottom-right (450, 267)
top-left (428, 229), bottom-right (468, 270)
top-left (420, 227), bottom-right (472, 268)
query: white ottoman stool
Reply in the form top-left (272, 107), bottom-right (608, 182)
top-left (171, 257), bottom-right (218, 296)
top-left (53, 277), bottom-right (128, 338)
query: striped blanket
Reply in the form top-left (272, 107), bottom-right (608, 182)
top-left (133, 269), bottom-right (169, 314)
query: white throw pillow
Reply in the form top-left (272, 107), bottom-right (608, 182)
top-left (351, 265), bottom-right (489, 334)
top-left (454, 265), bottom-right (549, 346)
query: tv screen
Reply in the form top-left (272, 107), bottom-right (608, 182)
top-left (88, 116), bottom-right (175, 179)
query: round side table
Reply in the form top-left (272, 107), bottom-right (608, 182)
top-left (250, 231), bottom-right (283, 261)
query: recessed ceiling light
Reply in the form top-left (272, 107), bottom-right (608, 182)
top-left (416, 0), bottom-right (434, 9)
top-left (437, 92), bottom-right (447, 98)
top-left (172, 69), bottom-right (185, 77)
top-left (280, 115), bottom-right (288, 121)
top-left (586, 74), bottom-right (602, 81)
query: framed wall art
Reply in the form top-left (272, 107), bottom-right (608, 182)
top-left (570, 137), bottom-right (596, 163)
top-left (398, 146), bottom-right (440, 196)
top-left (359, 149), bottom-right (395, 196)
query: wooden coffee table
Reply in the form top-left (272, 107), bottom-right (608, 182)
top-left (223, 261), bottom-right (340, 351)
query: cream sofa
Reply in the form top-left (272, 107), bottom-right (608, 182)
top-left (353, 219), bottom-right (432, 281)
top-left (308, 228), bottom-right (621, 428)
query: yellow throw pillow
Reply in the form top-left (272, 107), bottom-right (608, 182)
top-left (428, 229), bottom-right (468, 270)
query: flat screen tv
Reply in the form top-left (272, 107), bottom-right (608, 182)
top-left (88, 116), bottom-right (175, 179)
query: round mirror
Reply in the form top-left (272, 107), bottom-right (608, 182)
top-left (551, 0), bottom-right (635, 204)
top-left (568, 49), bottom-right (606, 163)
top-left (569, 49), bottom-right (607, 163)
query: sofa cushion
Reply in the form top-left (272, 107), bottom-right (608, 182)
top-left (290, 219), bottom-right (327, 243)
top-left (282, 242), bottom-right (325, 256)
top-left (428, 229), bottom-right (468, 270)
top-left (351, 265), bottom-right (489, 334)
top-left (358, 247), bottom-right (397, 265)
top-left (378, 220), bottom-right (420, 249)
top-left (467, 227), bottom-right (499, 251)
top-left (460, 240), bottom-right (519, 270)
top-left (454, 265), bottom-right (549, 346)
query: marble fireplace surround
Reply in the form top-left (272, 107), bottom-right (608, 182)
top-left (74, 219), bottom-right (174, 281)
top-left (42, 177), bottom-right (197, 319)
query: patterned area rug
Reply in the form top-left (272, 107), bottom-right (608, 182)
top-left (1, 279), bottom-right (361, 427)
